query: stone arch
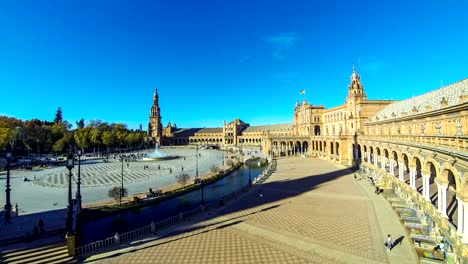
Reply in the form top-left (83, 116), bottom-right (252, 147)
top-left (280, 141), bottom-right (287, 155)
top-left (336, 142), bottom-right (340, 157)
top-left (390, 150), bottom-right (398, 176)
top-left (440, 167), bottom-right (459, 227)
top-left (413, 156), bottom-right (423, 194)
top-left (369, 146), bottom-right (374, 163)
top-left (302, 141), bottom-right (309, 154)
top-left (440, 163), bottom-right (461, 192)
top-left (331, 142), bottom-right (334, 155)
top-left (425, 161), bottom-right (439, 207)
top-left (423, 157), bottom-right (441, 177)
top-left (401, 153), bottom-right (410, 184)
top-left (314, 125), bottom-right (321, 136)
top-left (356, 144), bottom-right (362, 159)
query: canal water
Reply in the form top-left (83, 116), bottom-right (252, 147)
top-left (80, 163), bottom-right (265, 244)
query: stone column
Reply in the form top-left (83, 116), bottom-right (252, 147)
top-left (398, 162), bottom-right (404, 182)
top-left (381, 157), bottom-right (386, 171)
top-left (389, 159), bottom-right (395, 175)
top-left (422, 173), bottom-right (430, 201)
top-left (463, 200), bottom-right (468, 243)
top-left (373, 154), bottom-right (378, 167)
top-left (409, 167), bottom-right (416, 190)
top-left (457, 197), bottom-right (463, 237)
top-left (440, 184), bottom-right (448, 217)
top-left (367, 152), bottom-right (371, 164)
top-left (436, 182), bottom-right (448, 217)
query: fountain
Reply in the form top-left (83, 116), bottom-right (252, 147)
top-left (142, 142), bottom-right (178, 161)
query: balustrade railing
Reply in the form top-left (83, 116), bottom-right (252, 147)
top-left (362, 162), bottom-right (468, 262)
top-left (359, 134), bottom-right (468, 156)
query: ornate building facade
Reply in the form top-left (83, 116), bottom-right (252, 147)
top-left (147, 71), bottom-right (468, 260)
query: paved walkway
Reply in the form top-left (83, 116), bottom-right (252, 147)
top-left (82, 157), bottom-right (418, 264)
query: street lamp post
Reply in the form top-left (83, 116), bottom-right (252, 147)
top-left (76, 149), bottom-right (82, 211)
top-left (120, 154), bottom-right (124, 206)
top-left (66, 153), bottom-right (75, 235)
top-left (4, 147), bottom-right (12, 224)
top-left (248, 162), bottom-right (252, 186)
top-left (200, 179), bottom-right (205, 204)
top-left (195, 144), bottom-right (199, 181)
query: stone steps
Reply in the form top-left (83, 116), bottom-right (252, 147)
top-left (0, 242), bottom-right (75, 264)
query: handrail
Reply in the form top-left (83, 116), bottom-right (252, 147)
top-left (76, 157), bottom-right (277, 256)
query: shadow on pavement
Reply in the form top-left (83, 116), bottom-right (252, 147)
top-left (78, 164), bottom-right (354, 263)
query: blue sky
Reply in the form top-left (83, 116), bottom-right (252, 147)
top-left (0, 0), bottom-right (467, 129)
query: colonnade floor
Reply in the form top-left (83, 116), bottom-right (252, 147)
top-left (83, 157), bottom-right (418, 264)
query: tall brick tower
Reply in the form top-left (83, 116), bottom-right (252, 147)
top-left (148, 88), bottom-right (163, 144)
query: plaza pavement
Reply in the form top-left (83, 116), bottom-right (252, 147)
top-left (81, 157), bottom-right (418, 264)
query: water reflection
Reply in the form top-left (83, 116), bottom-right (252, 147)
top-left (81, 164), bottom-right (265, 243)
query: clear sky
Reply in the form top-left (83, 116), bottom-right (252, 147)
top-left (1, 0), bottom-right (467, 129)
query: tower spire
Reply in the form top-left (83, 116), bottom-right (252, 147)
top-left (148, 87), bottom-right (163, 144)
top-left (347, 66), bottom-right (366, 100)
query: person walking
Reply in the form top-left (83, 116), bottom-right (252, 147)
top-left (385, 234), bottom-right (393, 252)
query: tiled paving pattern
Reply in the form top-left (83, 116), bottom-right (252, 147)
top-left (83, 157), bottom-right (417, 264)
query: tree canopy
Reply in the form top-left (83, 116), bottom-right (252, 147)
top-left (0, 110), bottom-right (147, 156)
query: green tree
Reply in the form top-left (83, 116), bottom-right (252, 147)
top-left (210, 164), bottom-right (220, 175)
top-left (108, 186), bottom-right (128, 205)
top-left (54, 107), bottom-right (63, 124)
top-left (0, 127), bottom-right (11, 150)
top-left (176, 173), bottom-right (190, 187)
top-left (89, 128), bottom-right (101, 155)
top-left (74, 127), bottom-right (91, 152)
top-left (76, 118), bottom-right (85, 129)
top-left (101, 131), bottom-right (115, 153)
top-left (113, 124), bottom-right (128, 151)
top-left (53, 133), bottom-right (73, 153)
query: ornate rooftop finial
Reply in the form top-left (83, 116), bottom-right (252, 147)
top-left (351, 64), bottom-right (358, 81)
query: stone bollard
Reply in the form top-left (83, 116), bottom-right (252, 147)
top-left (65, 234), bottom-right (76, 256)
top-left (114, 232), bottom-right (120, 244)
top-left (150, 221), bottom-right (156, 234)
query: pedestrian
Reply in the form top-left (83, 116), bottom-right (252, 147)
top-left (14, 203), bottom-right (19, 216)
top-left (434, 240), bottom-right (446, 259)
top-left (32, 225), bottom-right (39, 238)
top-left (38, 218), bottom-right (45, 233)
top-left (385, 234), bottom-right (392, 252)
